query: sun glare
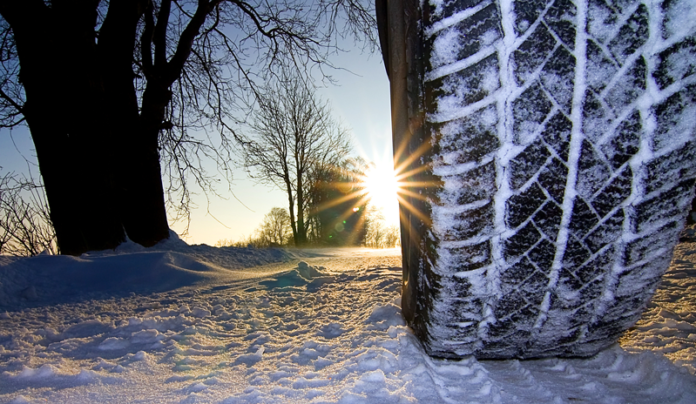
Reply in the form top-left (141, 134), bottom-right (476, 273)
top-left (363, 164), bottom-right (401, 226)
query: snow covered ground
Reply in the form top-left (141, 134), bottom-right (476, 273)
top-left (1, 233), bottom-right (695, 403)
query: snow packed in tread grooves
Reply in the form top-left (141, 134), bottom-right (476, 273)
top-left (424, 0), bottom-right (696, 357)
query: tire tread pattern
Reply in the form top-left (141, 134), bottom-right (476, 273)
top-left (419, 0), bottom-right (696, 358)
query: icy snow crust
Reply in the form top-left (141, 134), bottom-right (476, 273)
top-left (423, 0), bottom-right (696, 358)
top-left (1, 243), bottom-right (696, 403)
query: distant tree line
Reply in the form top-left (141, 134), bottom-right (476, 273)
top-left (219, 154), bottom-right (371, 248)
top-left (363, 211), bottom-right (400, 249)
top-left (217, 205), bottom-right (400, 249)
top-left (216, 161), bottom-right (401, 249)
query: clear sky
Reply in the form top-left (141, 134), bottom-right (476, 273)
top-left (0, 47), bottom-right (394, 246)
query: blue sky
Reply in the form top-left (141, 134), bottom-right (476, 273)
top-left (0, 48), bottom-right (392, 246)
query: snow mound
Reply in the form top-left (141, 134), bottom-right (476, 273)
top-left (258, 262), bottom-right (334, 290)
top-left (0, 232), bottom-right (294, 310)
top-left (297, 261), bottom-right (326, 279)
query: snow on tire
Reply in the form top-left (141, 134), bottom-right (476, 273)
top-left (389, 0), bottom-right (696, 359)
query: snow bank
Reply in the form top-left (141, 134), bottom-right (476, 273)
top-left (0, 231), bottom-right (294, 310)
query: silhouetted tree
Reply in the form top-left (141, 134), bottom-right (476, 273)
top-left (306, 156), bottom-right (368, 245)
top-left (239, 75), bottom-right (351, 246)
top-left (0, 0), bottom-right (375, 255)
top-left (257, 207), bottom-right (292, 246)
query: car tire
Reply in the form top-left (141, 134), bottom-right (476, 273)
top-left (381, 0), bottom-right (696, 358)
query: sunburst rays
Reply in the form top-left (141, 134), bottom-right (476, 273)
top-left (310, 126), bottom-right (436, 246)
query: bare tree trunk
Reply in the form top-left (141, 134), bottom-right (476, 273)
top-left (117, 123), bottom-right (170, 247)
top-left (285, 179), bottom-right (299, 246)
top-left (101, 0), bottom-right (170, 247)
top-left (11, 5), bottom-right (126, 255)
top-left (2, 0), bottom-right (170, 254)
top-left (296, 174), bottom-right (306, 246)
top-left (25, 109), bottom-right (127, 254)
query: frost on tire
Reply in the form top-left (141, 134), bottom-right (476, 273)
top-left (384, 0), bottom-right (696, 358)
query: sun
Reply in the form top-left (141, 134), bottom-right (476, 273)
top-left (362, 163), bottom-right (401, 226)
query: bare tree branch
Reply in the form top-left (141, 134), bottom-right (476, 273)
top-left (0, 170), bottom-right (57, 256)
